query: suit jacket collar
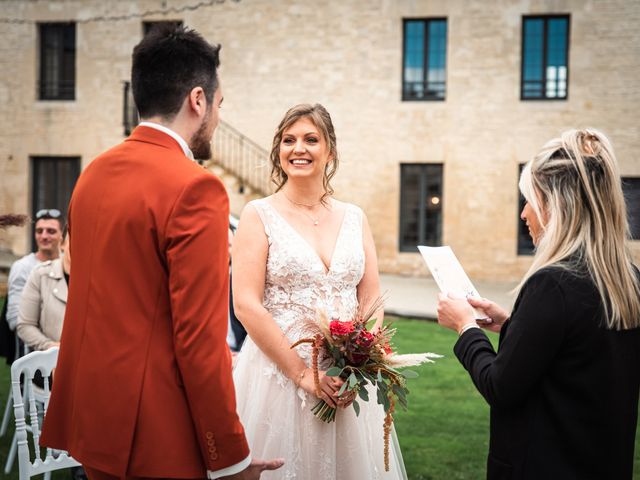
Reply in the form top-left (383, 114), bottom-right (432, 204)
top-left (126, 125), bottom-right (192, 160)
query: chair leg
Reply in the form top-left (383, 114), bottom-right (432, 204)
top-left (4, 429), bottom-right (17, 474)
top-left (44, 472), bottom-right (52, 480)
top-left (0, 390), bottom-right (12, 436)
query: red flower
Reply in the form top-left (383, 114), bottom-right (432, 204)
top-left (329, 320), bottom-right (355, 336)
top-left (356, 330), bottom-right (375, 348)
top-left (383, 343), bottom-right (393, 355)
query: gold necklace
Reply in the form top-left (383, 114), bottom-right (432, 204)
top-left (282, 191), bottom-right (328, 226)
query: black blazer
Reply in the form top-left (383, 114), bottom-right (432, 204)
top-left (455, 266), bottom-right (640, 480)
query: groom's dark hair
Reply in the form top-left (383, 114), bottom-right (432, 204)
top-left (131, 24), bottom-right (221, 120)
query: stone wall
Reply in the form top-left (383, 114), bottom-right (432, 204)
top-left (0, 0), bottom-right (638, 280)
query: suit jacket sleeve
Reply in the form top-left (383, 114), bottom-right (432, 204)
top-left (166, 172), bottom-right (250, 471)
top-left (454, 270), bottom-right (567, 408)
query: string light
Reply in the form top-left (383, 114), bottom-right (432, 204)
top-left (0, 0), bottom-right (241, 25)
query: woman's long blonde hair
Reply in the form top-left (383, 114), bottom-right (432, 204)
top-left (518, 128), bottom-right (640, 330)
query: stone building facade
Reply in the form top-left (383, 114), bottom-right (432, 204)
top-left (0, 0), bottom-right (638, 282)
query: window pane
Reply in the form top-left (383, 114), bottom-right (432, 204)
top-left (622, 177), bottom-right (640, 240)
top-left (522, 16), bottom-right (569, 100)
top-left (39, 23), bottom-right (75, 100)
top-left (423, 164), bottom-right (443, 245)
top-left (403, 21), bottom-right (425, 99)
top-left (402, 19), bottom-right (447, 101)
top-left (400, 164), bottom-right (443, 251)
top-left (400, 165), bottom-right (422, 249)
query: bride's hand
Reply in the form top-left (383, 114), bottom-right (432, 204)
top-left (299, 369), bottom-right (341, 408)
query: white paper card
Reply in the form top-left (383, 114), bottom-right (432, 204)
top-left (418, 245), bottom-right (487, 320)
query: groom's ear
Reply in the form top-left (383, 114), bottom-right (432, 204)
top-left (187, 87), bottom-right (207, 117)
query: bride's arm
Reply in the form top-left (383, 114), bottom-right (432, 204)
top-left (357, 212), bottom-right (385, 332)
top-left (232, 204), bottom-right (341, 407)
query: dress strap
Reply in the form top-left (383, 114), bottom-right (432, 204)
top-left (248, 198), bottom-right (272, 243)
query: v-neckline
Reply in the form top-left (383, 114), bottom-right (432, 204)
top-left (265, 200), bottom-right (348, 275)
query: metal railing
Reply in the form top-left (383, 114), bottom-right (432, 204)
top-left (211, 120), bottom-right (272, 197)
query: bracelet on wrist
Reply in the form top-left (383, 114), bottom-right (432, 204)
top-left (295, 368), bottom-right (308, 387)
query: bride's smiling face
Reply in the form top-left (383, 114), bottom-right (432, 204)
top-left (279, 117), bottom-right (332, 183)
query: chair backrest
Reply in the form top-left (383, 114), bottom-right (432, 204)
top-left (10, 347), bottom-right (80, 480)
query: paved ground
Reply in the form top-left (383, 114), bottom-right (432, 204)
top-left (380, 273), bottom-right (518, 320)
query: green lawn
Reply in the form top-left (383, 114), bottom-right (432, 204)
top-left (0, 318), bottom-right (638, 479)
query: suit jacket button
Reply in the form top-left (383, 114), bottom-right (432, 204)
top-left (206, 431), bottom-right (214, 440)
top-left (211, 452), bottom-right (218, 460)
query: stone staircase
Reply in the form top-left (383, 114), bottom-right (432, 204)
top-left (204, 120), bottom-right (273, 217)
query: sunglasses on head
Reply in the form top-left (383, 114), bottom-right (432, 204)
top-left (35, 209), bottom-right (62, 220)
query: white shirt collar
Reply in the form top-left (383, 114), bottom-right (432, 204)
top-left (138, 121), bottom-right (195, 161)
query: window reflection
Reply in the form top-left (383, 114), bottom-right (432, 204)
top-left (522, 15), bottom-right (569, 100)
top-left (403, 19), bottom-right (447, 101)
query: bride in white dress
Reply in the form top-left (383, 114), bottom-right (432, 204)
top-left (232, 104), bottom-right (407, 479)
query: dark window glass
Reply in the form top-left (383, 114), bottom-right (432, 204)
top-left (399, 164), bottom-right (443, 251)
top-left (622, 177), bottom-right (640, 240)
top-left (517, 164), bottom-right (535, 255)
top-left (402, 19), bottom-right (447, 101)
top-left (521, 15), bottom-right (569, 100)
top-left (39, 23), bottom-right (76, 100)
top-left (31, 156), bottom-right (80, 250)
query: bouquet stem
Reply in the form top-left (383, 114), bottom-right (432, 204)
top-left (311, 400), bottom-right (337, 423)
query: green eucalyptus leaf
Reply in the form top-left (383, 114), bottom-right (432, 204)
top-left (353, 399), bottom-right (360, 416)
top-left (402, 369), bottom-right (419, 379)
top-left (349, 373), bottom-right (358, 388)
top-left (326, 367), bottom-right (342, 377)
top-left (338, 381), bottom-right (349, 396)
top-left (358, 387), bottom-right (369, 401)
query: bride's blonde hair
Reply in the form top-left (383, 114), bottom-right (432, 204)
top-left (518, 128), bottom-right (640, 330)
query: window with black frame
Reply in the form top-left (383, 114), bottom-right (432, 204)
top-left (39, 23), bottom-right (76, 100)
top-left (402, 18), bottom-right (447, 101)
top-left (30, 156), bottom-right (80, 250)
top-left (517, 164), bottom-right (536, 255)
top-left (622, 177), bottom-right (640, 241)
top-left (399, 164), bottom-right (443, 251)
top-left (521, 15), bottom-right (570, 100)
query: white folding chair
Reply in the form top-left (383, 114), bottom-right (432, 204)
top-left (1, 335), bottom-right (24, 438)
top-left (10, 347), bottom-right (80, 480)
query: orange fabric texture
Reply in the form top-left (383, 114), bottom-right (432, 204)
top-left (41, 126), bottom-right (249, 477)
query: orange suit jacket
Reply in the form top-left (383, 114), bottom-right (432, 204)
top-left (41, 126), bottom-right (249, 477)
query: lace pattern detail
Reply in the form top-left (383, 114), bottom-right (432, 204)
top-left (252, 198), bottom-right (365, 364)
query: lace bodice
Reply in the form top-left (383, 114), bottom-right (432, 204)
top-left (251, 198), bottom-right (365, 359)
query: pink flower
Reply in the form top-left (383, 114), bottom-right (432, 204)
top-left (329, 320), bottom-right (355, 336)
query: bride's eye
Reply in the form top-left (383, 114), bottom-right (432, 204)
top-left (306, 137), bottom-right (319, 144)
top-left (282, 137), bottom-right (295, 145)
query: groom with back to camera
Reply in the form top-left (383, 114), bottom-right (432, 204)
top-left (41, 25), bottom-right (283, 480)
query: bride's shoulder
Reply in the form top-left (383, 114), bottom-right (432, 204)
top-left (331, 198), bottom-right (364, 217)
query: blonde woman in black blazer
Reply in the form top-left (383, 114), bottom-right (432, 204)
top-left (438, 129), bottom-right (640, 480)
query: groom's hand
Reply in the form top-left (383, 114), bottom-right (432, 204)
top-left (221, 457), bottom-right (285, 479)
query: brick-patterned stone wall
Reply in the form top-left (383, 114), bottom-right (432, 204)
top-left (1, 0), bottom-right (638, 280)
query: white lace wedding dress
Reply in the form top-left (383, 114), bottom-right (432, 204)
top-left (233, 198), bottom-right (407, 480)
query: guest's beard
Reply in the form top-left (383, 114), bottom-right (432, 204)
top-left (190, 111), bottom-right (212, 160)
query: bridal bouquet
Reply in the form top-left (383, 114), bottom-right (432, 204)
top-left (291, 298), bottom-right (441, 470)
